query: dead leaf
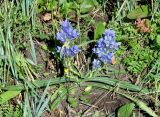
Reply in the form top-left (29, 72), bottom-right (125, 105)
top-left (111, 56), bottom-right (116, 65)
top-left (43, 13), bottom-right (51, 21)
top-left (135, 18), bottom-right (151, 33)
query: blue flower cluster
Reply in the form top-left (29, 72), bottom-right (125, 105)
top-left (57, 20), bottom-right (79, 43)
top-left (92, 29), bottom-right (119, 69)
top-left (56, 20), bottom-right (80, 57)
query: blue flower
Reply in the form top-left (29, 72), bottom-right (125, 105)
top-left (57, 20), bottom-right (79, 43)
top-left (104, 29), bottom-right (115, 38)
top-left (109, 40), bottom-right (119, 50)
top-left (56, 46), bottom-right (62, 53)
top-left (56, 45), bottom-right (80, 57)
top-left (99, 52), bottom-right (113, 64)
top-left (96, 38), bottom-right (108, 48)
top-left (63, 47), bottom-right (71, 57)
top-left (93, 47), bottom-right (106, 57)
top-left (70, 45), bottom-right (80, 56)
top-left (92, 29), bottom-right (119, 68)
top-left (92, 59), bottom-right (101, 69)
top-left (66, 29), bottom-right (79, 41)
top-left (56, 30), bottom-right (67, 43)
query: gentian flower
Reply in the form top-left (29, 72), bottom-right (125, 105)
top-left (109, 40), bottom-right (119, 50)
top-left (92, 28), bottom-right (119, 69)
top-left (63, 47), bottom-right (71, 57)
top-left (57, 20), bottom-right (79, 43)
top-left (56, 46), bottom-right (62, 53)
top-left (104, 29), bottom-right (115, 38)
top-left (92, 59), bottom-right (101, 69)
top-left (97, 38), bottom-right (108, 48)
top-left (61, 20), bottom-right (72, 30)
top-left (70, 45), bottom-right (80, 56)
top-left (57, 30), bottom-right (67, 43)
top-left (92, 47), bottom-right (106, 57)
top-left (56, 20), bottom-right (80, 58)
top-left (99, 52), bottom-right (114, 64)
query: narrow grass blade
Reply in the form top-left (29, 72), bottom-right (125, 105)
top-left (51, 87), bottom-right (67, 109)
top-left (29, 32), bottom-right (37, 65)
top-left (36, 82), bottom-right (50, 117)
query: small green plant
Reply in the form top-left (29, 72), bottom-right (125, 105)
top-left (36, 0), bottom-right (99, 15)
top-left (124, 48), bottom-right (154, 75)
top-left (0, 104), bottom-right (22, 117)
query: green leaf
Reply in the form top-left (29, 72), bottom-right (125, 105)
top-left (80, 0), bottom-right (97, 13)
top-left (77, 0), bottom-right (84, 4)
top-left (118, 103), bottom-right (135, 117)
top-left (127, 5), bottom-right (151, 19)
top-left (51, 85), bottom-right (78, 109)
top-left (2, 77), bottom-right (68, 91)
top-left (94, 22), bottom-right (105, 40)
top-left (84, 86), bottom-right (92, 92)
top-left (80, 95), bottom-right (90, 103)
top-left (0, 91), bottom-right (21, 104)
top-left (155, 35), bottom-right (160, 47)
top-left (92, 111), bottom-right (99, 117)
top-left (59, 0), bottom-right (67, 6)
top-left (37, 0), bottom-right (45, 5)
top-left (47, 1), bottom-right (57, 11)
top-left (0, 14), bottom-right (4, 23)
top-left (84, 77), bottom-right (150, 93)
top-left (68, 97), bottom-right (78, 108)
top-left (36, 34), bottom-right (50, 40)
